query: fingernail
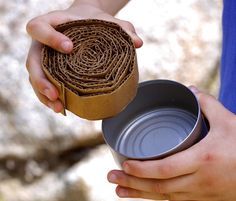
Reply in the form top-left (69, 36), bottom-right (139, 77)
top-left (131, 33), bottom-right (143, 48)
top-left (108, 173), bottom-right (117, 183)
top-left (61, 41), bottom-right (72, 52)
top-left (118, 188), bottom-right (128, 197)
top-left (48, 102), bottom-right (54, 111)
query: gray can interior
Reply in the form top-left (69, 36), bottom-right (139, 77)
top-left (102, 80), bottom-right (201, 160)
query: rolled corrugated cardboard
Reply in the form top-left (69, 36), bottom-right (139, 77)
top-left (42, 19), bottom-right (138, 120)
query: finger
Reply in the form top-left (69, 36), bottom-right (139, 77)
top-left (26, 41), bottom-right (59, 101)
top-left (115, 186), bottom-right (191, 200)
top-left (117, 20), bottom-right (143, 48)
top-left (115, 186), bottom-right (169, 200)
top-left (48, 99), bottom-right (64, 113)
top-left (123, 148), bottom-right (200, 179)
top-left (31, 83), bottom-right (49, 106)
top-left (108, 170), bottom-right (194, 194)
top-left (26, 17), bottom-right (73, 53)
top-left (108, 170), bottom-right (158, 193)
top-left (31, 81), bottom-right (63, 113)
top-left (95, 13), bottom-right (143, 48)
top-left (190, 87), bottom-right (234, 127)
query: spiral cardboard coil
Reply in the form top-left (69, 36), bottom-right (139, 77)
top-left (42, 19), bottom-right (138, 120)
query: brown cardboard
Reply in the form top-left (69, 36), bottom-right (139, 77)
top-left (42, 19), bottom-right (138, 120)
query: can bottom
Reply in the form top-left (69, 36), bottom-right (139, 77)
top-left (116, 108), bottom-right (197, 158)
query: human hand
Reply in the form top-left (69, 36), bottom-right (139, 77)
top-left (107, 88), bottom-right (236, 201)
top-left (26, 3), bottom-right (143, 113)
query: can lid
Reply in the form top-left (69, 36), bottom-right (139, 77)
top-left (116, 108), bottom-right (197, 159)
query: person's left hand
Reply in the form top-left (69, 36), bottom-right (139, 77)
top-left (107, 88), bottom-right (236, 201)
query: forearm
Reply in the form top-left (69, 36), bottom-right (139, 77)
top-left (71, 0), bottom-right (129, 15)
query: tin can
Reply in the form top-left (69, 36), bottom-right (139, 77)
top-left (102, 80), bottom-right (208, 166)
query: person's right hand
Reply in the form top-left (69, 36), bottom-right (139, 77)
top-left (107, 88), bottom-right (236, 201)
top-left (26, 3), bottom-right (143, 113)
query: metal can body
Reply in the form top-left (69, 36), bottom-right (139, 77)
top-left (102, 80), bottom-right (208, 166)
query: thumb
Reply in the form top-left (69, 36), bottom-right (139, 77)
top-left (189, 86), bottom-right (232, 127)
top-left (26, 12), bottom-right (75, 53)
